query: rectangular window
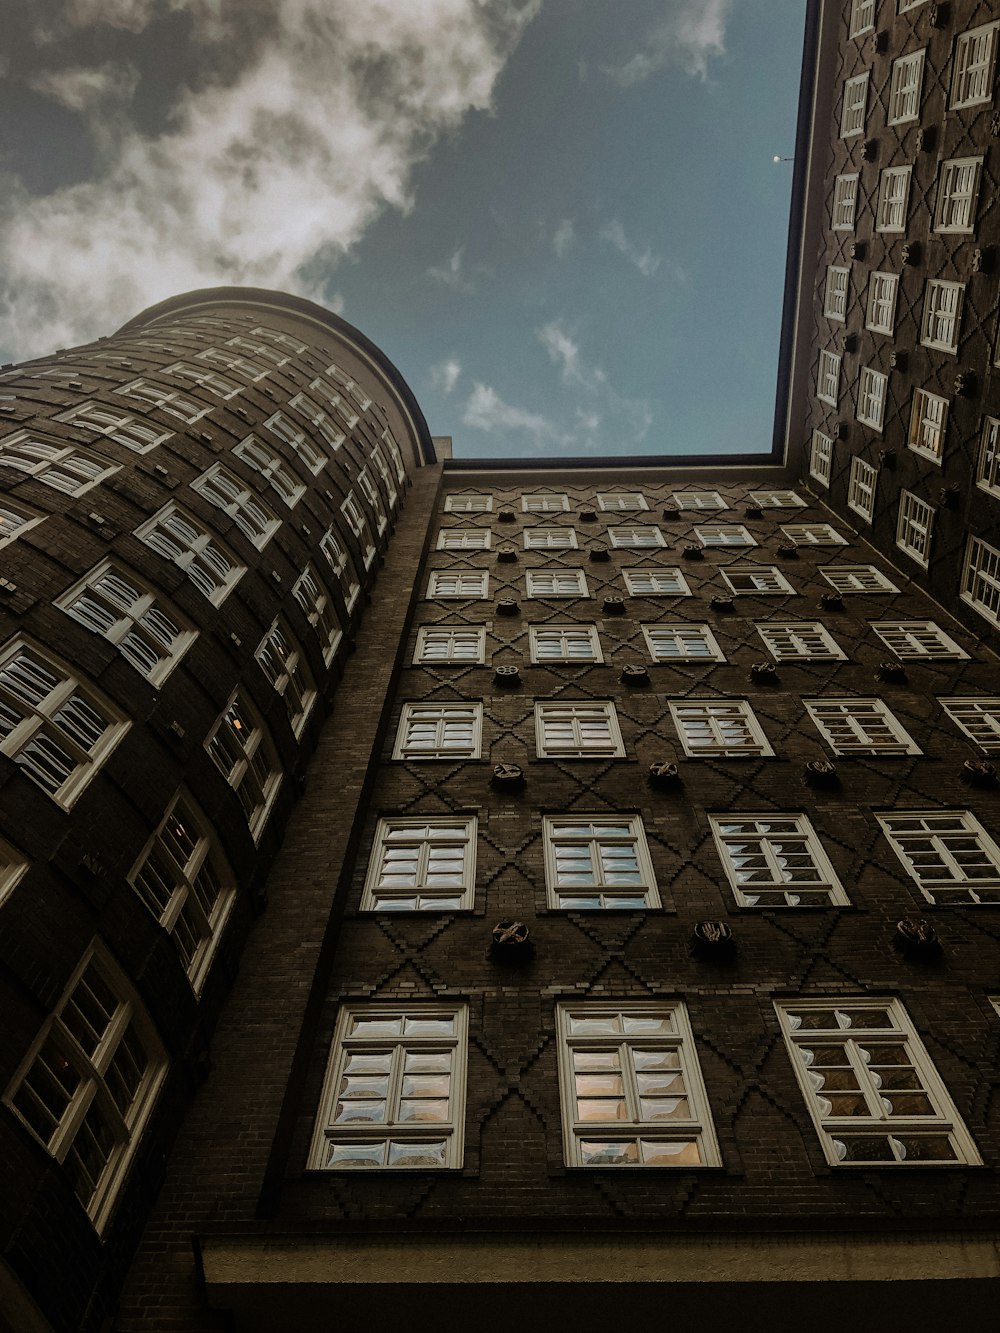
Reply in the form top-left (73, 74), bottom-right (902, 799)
top-left (857, 368), bottom-right (888, 431)
top-left (832, 174), bottom-right (859, 230)
top-left (0, 640), bottom-right (128, 806)
top-left (56, 403), bottom-right (171, 454)
top-left (780, 524), bottom-right (847, 546)
top-left (129, 792), bottom-right (236, 990)
top-left (876, 166), bottom-right (911, 232)
top-left (342, 493), bottom-right (376, 568)
top-left (522, 493), bottom-right (570, 512)
top-left (370, 443), bottom-right (399, 508)
top-left (643, 624), bottom-right (725, 662)
top-left (361, 818), bottom-right (477, 911)
top-left (939, 697), bottom-right (1000, 753)
top-left (888, 48), bottom-right (925, 123)
top-left (556, 1002), bottom-right (720, 1168)
top-left (309, 1003), bottom-right (467, 1170)
top-left (196, 347), bottom-right (271, 381)
top-left (523, 526), bottom-right (578, 550)
top-left (849, 0), bottom-right (876, 37)
top-left (0, 833), bottom-right (28, 908)
top-left (775, 998), bottom-right (980, 1166)
top-left (747, 491), bottom-right (805, 508)
top-left (526, 569), bottom-right (589, 598)
top-left (307, 376), bottom-right (359, 431)
top-left (292, 564), bottom-right (343, 665)
top-left (535, 701), bottom-right (625, 758)
top-left (896, 490), bottom-right (934, 566)
top-left (413, 627), bottom-right (486, 665)
top-left (976, 417), bottom-right (1000, 497)
top-left (357, 467), bottom-right (388, 536)
top-left (0, 433), bottom-right (119, 496)
top-left (721, 566), bottom-right (794, 595)
top-left (266, 407), bottom-right (333, 469)
top-left (804, 698), bottom-right (920, 755)
top-left (961, 536), bottom-right (1000, 627)
top-left (820, 564), bottom-right (899, 593)
top-left (191, 465), bottom-right (281, 548)
top-left (255, 619), bottom-right (316, 738)
top-left (622, 568), bottom-right (691, 597)
top-left (136, 504), bottom-right (244, 605)
top-left (877, 810), bottom-right (1000, 905)
top-left (669, 699), bottom-right (773, 758)
top-left (755, 622), bottom-right (847, 660)
top-left (116, 380), bottom-right (207, 422)
top-left (233, 437), bottom-right (305, 507)
top-left (0, 498), bottom-right (44, 550)
top-left (529, 625), bottom-right (603, 663)
top-left (710, 813), bottom-right (849, 907)
top-left (325, 361), bottom-right (372, 412)
top-left (921, 281), bottom-right (964, 354)
top-left (608, 526), bottom-right (666, 548)
top-left (673, 490), bottom-right (726, 510)
top-left (319, 525), bottom-right (361, 612)
top-left (597, 492), bottom-right (647, 511)
top-left (427, 570), bottom-right (489, 600)
top-left (935, 157), bottom-right (983, 233)
top-left (809, 431), bottom-right (833, 487)
top-left (871, 621), bottom-right (968, 660)
top-left (544, 816), bottom-right (660, 910)
top-left (951, 21), bottom-right (999, 108)
top-left (252, 326), bottom-right (307, 355)
top-left (206, 692), bottom-right (281, 840)
top-left (162, 360), bottom-right (242, 400)
top-left (824, 266), bottom-right (850, 321)
top-left (841, 72), bottom-right (869, 136)
top-left (438, 528), bottom-right (491, 551)
top-left (3, 944), bottom-right (166, 1232)
top-left (695, 525), bottom-right (756, 547)
top-left (866, 271), bottom-right (899, 335)
top-left (445, 493), bottom-right (492, 513)
top-left (57, 563), bottom-right (195, 686)
top-left (817, 350), bottom-right (841, 406)
top-left (394, 703), bottom-right (482, 760)
top-left (848, 456), bottom-right (878, 522)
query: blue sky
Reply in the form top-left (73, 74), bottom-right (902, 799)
top-left (1, 0), bottom-right (806, 458)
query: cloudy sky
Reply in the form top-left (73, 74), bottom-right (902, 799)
top-left (1, 0), bottom-right (806, 458)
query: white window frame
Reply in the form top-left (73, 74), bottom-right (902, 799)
top-left (361, 817), bottom-right (478, 911)
top-left (445, 494), bottom-right (493, 513)
top-left (642, 623), bottom-right (725, 663)
top-left (672, 490), bottom-right (727, 510)
top-left (394, 703), bottom-right (483, 760)
top-left (0, 498), bottom-right (45, 550)
top-left (824, 266), bottom-right (850, 322)
top-left (755, 622), bottom-right (847, 661)
top-left (114, 380), bottom-right (206, 422)
top-left (668, 699), bottom-right (773, 758)
top-left (309, 1003), bottom-right (467, 1170)
top-left (779, 524), bottom-right (847, 546)
top-left (920, 281), bottom-right (964, 355)
top-left (877, 810), bottom-right (1000, 905)
top-left (935, 158), bottom-right (983, 234)
top-left (206, 691), bottom-right (281, 840)
top-left (196, 346), bottom-right (271, 382)
top-left (523, 526), bottom-right (578, 551)
top-left (0, 433), bottom-right (119, 496)
top-left (832, 174), bottom-right (859, 231)
top-left (888, 48), bottom-right (925, 124)
top-left (950, 21), bottom-right (999, 109)
top-left (871, 621), bottom-right (968, 660)
top-left (55, 403), bottom-right (171, 455)
top-left (841, 72), bottom-right (869, 137)
top-left (820, 565), bottom-right (899, 594)
top-left (293, 564), bottom-right (343, 665)
top-left (622, 568), bottom-right (692, 597)
top-left (534, 701), bottom-right (626, 759)
top-left (526, 569), bottom-right (589, 598)
top-left (161, 360), bottom-right (241, 400)
top-left (426, 570), bottom-right (489, 600)
top-left (357, 467), bottom-right (388, 537)
top-left (342, 492), bottom-right (376, 569)
top-left (939, 697), bottom-right (1000, 753)
top-left (961, 536), bottom-right (1000, 628)
top-left (809, 431), bottom-right (833, 487)
top-left (710, 813), bottom-right (849, 907)
top-left (252, 325), bottom-right (307, 355)
top-left (896, 490), bottom-right (934, 567)
top-left (849, 0), bottom-right (876, 37)
top-left (325, 361), bottom-right (372, 412)
top-left (857, 368), bottom-right (888, 431)
top-left (804, 698), bottom-right (921, 756)
top-left (556, 1002), bottom-right (720, 1169)
top-left (0, 833), bottom-right (28, 909)
top-left (413, 627), bottom-right (486, 666)
top-left (307, 376), bottom-right (359, 431)
top-left (866, 271), bottom-right (899, 336)
top-left (875, 166), bottom-right (911, 233)
top-left (597, 492), bottom-right (648, 512)
top-left (721, 566), bottom-right (794, 595)
top-left (319, 524), bottom-right (361, 613)
top-left (135, 504), bottom-right (245, 605)
top-left (233, 436), bottom-right (305, 508)
top-left (976, 417), bottom-right (1000, 498)
top-left (266, 406), bottom-right (333, 470)
top-left (543, 815), bottom-right (661, 910)
top-left (608, 526), bottom-right (666, 549)
top-left (191, 465), bottom-right (281, 549)
top-left (255, 618), bottom-right (317, 738)
top-left (747, 491), bottom-right (805, 509)
top-left (776, 997), bottom-right (981, 1166)
top-left (817, 350), bottom-right (841, 406)
top-left (437, 528), bottom-right (492, 551)
top-left (529, 625), bottom-right (603, 663)
top-left (695, 525), bottom-right (756, 548)
top-left (522, 493), bottom-right (570, 513)
top-left (848, 456), bottom-right (878, 523)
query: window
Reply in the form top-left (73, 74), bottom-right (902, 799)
top-left (0, 433), bottom-right (119, 496)
top-left (871, 621), bottom-right (968, 660)
top-left (252, 325), bottom-right (307, 355)
top-left (319, 524), bottom-right (361, 612)
top-left (888, 48), bottom-right (925, 123)
top-left (672, 490), bottom-right (726, 510)
top-left (877, 811), bottom-right (1000, 904)
top-left (642, 624), bottom-right (725, 662)
top-left (56, 403), bottom-right (170, 454)
top-left (950, 22), bottom-right (998, 109)
top-left (817, 350), bottom-right (841, 406)
top-left (445, 493), bottom-right (492, 513)
top-left (306, 376), bottom-right (359, 431)
top-left (710, 814), bottom-right (849, 907)
top-left (394, 703), bottom-right (482, 760)
top-left (896, 490), bottom-right (934, 567)
top-left (543, 816), bottom-right (660, 910)
top-left (381, 430), bottom-right (407, 488)
top-left (370, 444), bottom-right (398, 509)
top-left (255, 619), bottom-right (316, 738)
top-left (695, 525), bottom-right (756, 547)
top-left (361, 818), bottom-right (477, 911)
top-left (0, 640), bottom-right (127, 805)
top-left (841, 73), bottom-right (869, 136)
top-left (597, 492), bottom-right (647, 511)
top-left (342, 492), bottom-right (376, 568)
top-left (522, 492), bottom-right (569, 512)
top-left (357, 467), bottom-right (388, 536)
top-left (309, 1003), bottom-right (467, 1170)
top-left (3, 944), bottom-right (166, 1232)
top-left (809, 431), bottom-right (833, 487)
top-left (325, 361), bottom-right (372, 412)
top-left (136, 504), bottom-right (245, 605)
top-left (976, 417), bottom-right (1000, 497)
top-left (608, 526), bottom-right (665, 548)
top-left (849, 0), bottom-right (876, 37)
top-left (233, 437), bottom-right (305, 507)
top-left (206, 693), bottom-right (281, 839)
top-left (832, 174), bottom-right (859, 230)
top-left (529, 625), bottom-right (603, 663)
top-left (939, 697), bottom-right (1000, 753)
top-left (961, 536), bottom-right (1000, 627)
top-left (191, 465), bottom-right (281, 548)
top-left (427, 570), bottom-right (489, 600)
top-left (921, 281), bottom-right (964, 356)
top-left (129, 792), bottom-right (235, 990)
top-left (413, 627), bottom-right (486, 665)
top-left (669, 699), bottom-right (773, 758)
top-left (820, 565), bottom-right (899, 593)
top-left (161, 361), bottom-right (241, 400)
top-left (0, 498), bottom-right (44, 549)
top-left (116, 380), bottom-right (207, 422)
top-left (875, 166), bottom-right (911, 232)
top-left (0, 834), bottom-right (28, 908)
top-left (857, 368), bottom-right (888, 431)
top-left (292, 565), bottom-right (343, 664)
top-left (804, 698), bottom-right (920, 755)
top-left (196, 346), bottom-right (271, 381)
top-left (556, 1002), bottom-right (720, 1168)
top-left (866, 271), bottom-right (899, 336)
top-left (534, 701), bottom-right (625, 758)
top-left (779, 524), bottom-right (847, 546)
top-left (775, 998), bottom-right (980, 1166)
top-left (898, 0), bottom-right (928, 9)
top-left (721, 566), bottom-right (794, 595)
top-left (57, 563), bottom-right (195, 686)
top-left (755, 622), bottom-right (847, 660)
top-left (747, 490), bottom-right (805, 509)
top-left (824, 266), bottom-right (849, 321)
top-left (848, 457), bottom-right (878, 522)
top-left (438, 528), bottom-right (491, 551)
top-left (526, 569), bottom-right (589, 598)
top-left (622, 568), bottom-right (691, 597)
top-left (935, 158), bottom-right (983, 233)
top-left (266, 407), bottom-right (332, 470)
top-left (523, 526), bottom-right (578, 550)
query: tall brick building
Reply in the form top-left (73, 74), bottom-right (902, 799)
top-left (2, 2), bottom-right (1000, 1330)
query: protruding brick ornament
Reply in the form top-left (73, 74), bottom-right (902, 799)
top-left (620, 663), bottom-right (649, 685)
top-left (748, 662), bottom-right (778, 684)
top-left (876, 661), bottom-right (907, 684)
top-left (682, 544), bottom-right (704, 561)
top-left (843, 334), bottom-right (858, 354)
top-left (493, 664), bottom-right (521, 686)
top-left (496, 597), bottom-right (519, 616)
top-left (692, 921), bottom-right (736, 958)
top-left (819, 593), bottom-right (844, 611)
top-left (497, 509), bottom-right (516, 523)
top-left (602, 595), bottom-right (626, 614)
top-left (861, 139), bottom-right (877, 161)
top-left (709, 595), bottom-right (735, 612)
top-left (895, 918), bottom-right (941, 960)
top-left (878, 448), bottom-right (897, 468)
top-left (929, 1), bottom-right (950, 26)
top-left (776, 543), bottom-right (798, 559)
top-left (804, 759), bottom-right (839, 788)
top-left (954, 370), bottom-right (976, 397)
top-left (939, 484), bottom-right (960, 508)
top-left (496, 545), bottom-right (518, 563)
top-left (648, 761), bottom-right (682, 790)
top-left (491, 763), bottom-right (525, 791)
top-left (662, 507), bottom-right (680, 519)
top-left (901, 241), bottom-right (921, 266)
top-left (588, 546), bottom-right (610, 562)
top-left (488, 919), bottom-right (532, 961)
top-left (579, 509), bottom-right (597, 522)
top-left (961, 760), bottom-right (998, 789)
top-left (744, 505), bottom-right (763, 519)
top-left (889, 351), bottom-right (907, 371)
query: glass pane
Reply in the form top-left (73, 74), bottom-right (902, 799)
top-left (387, 1140), bottom-right (448, 1167)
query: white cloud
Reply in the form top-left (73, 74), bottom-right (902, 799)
top-left (537, 318), bottom-right (606, 390)
top-left (462, 382), bottom-right (565, 450)
top-left (430, 358), bottom-right (462, 394)
top-left (604, 0), bottom-right (731, 85)
top-left (599, 220), bottom-right (662, 278)
top-left (0, 0), bottom-right (541, 358)
top-left (552, 217), bottom-right (574, 258)
top-left (29, 61), bottom-right (141, 113)
top-left (427, 246), bottom-right (475, 294)
top-left (66, 0), bottom-right (158, 33)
